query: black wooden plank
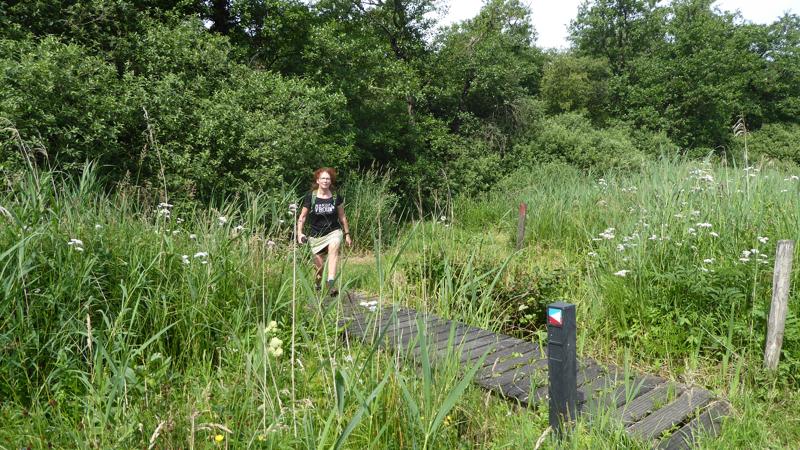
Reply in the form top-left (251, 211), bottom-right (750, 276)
top-left (430, 329), bottom-right (496, 360)
top-left (576, 361), bottom-right (605, 387)
top-left (480, 354), bottom-right (548, 390)
top-left (423, 320), bottom-right (469, 346)
top-left (501, 369), bottom-right (549, 404)
top-left (441, 333), bottom-right (507, 369)
top-left (400, 319), bottom-right (454, 348)
top-left (353, 313), bottom-right (402, 341)
top-left (617, 383), bottom-right (683, 426)
top-left (459, 336), bottom-right (521, 365)
top-left (410, 323), bottom-right (471, 358)
top-left (436, 328), bottom-right (496, 353)
top-left (381, 320), bottom-right (421, 349)
top-left (382, 311), bottom-right (426, 338)
top-left (591, 375), bottom-right (663, 412)
top-left (477, 346), bottom-right (545, 382)
top-left (427, 321), bottom-right (471, 346)
top-left (479, 341), bottom-right (541, 371)
top-left (499, 358), bottom-right (548, 392)
top-left (659, 400), bottom-right (731, 450)
top-left (627, 388), bottom-right (714, 441)
top-left (385, 315), bottom-right (448, 351)
top-left (449, 334), bottom-right (501, 361)
top-left (366, 308), bottom-right (417, 337)
top-left (432, 326), bottom-right (489, 350)
top-left (577, 370), bottom-right (628, 409)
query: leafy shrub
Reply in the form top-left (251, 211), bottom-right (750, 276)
top-left (516, 113), bottom-right (648, 173)
top-left (740, 122), bottom-right (800, 166)
top-left (0, 37), bottom-right (136, 174)
top-left (1, 21), bottom-right (356, 200)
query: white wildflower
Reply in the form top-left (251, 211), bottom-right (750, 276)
top-left (598, 228), bottom-right (616, 240)
top-left (757, 236), bottom-right (768, 244)
top-left (587, 251), bottom-right (598, 257)
top-left (172, 230), bottom-right (180, 235)
top-left (616, 244), bottom-right (626, 252)
top-left (94, 224), bottom-right (102, 230)
top-left (741, 250), bottom-right (752, 258)
top-left (696, 223), bottom-right (712, 228)
top-left (687, 228), bottom-right (696, 235)
top-left (269, 337), bottom-right (283, 349)
top-left (518, 304), bottom-right (529, 312)
top-left (234, 224), bottom-right (244, 232)
top-left (176, 218), bottom-right (184, 224)
top-left (710, 231), bottom-right (719, 238)
top-left (218, 216), bottom-right (228, 226)
top-left (739, 258), bottom-right (750, 263)
top-left (265, 321), bottom-right (278, 334)
top-left (193, 251), bottom-right (208, 258)
top-left (189, 233), bottom-right (197, 240)
top-left (67, 238), bottom-right (84, 247)
top-left (181, 255), bottom-right (190, 265)
top-left (289, 203), bottom-right (298, 213)
top-left (691, 210), bottom-right (701, 217)
top-left (344, 354), bottom-right (353, 363)
top-left (674, 213), bottom-right (684, 218)
top-left (614, 270), bottom-right (630, 277)
top-left (700, 267), bottom-right (710, 273)
top-left (703, 258), bottom-right (714, 264)
top-left (158, 202), bottom-right (173, 209)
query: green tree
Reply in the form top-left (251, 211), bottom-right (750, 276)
top-left (430, 0), bottom-right (542, 138)
top-left (622, 0), bottom-right (756, 149)
top-left (569, 0), bottom-right (664, 75)
top-left (540, 53), bottom-right (611, 123)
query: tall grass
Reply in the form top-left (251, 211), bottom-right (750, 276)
top-left (2, 159), bottom-right (800, 448)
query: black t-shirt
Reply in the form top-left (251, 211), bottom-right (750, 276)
top-left (303, 192), bottom-right (344, 237)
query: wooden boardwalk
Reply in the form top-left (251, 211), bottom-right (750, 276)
top-left (336, 292), bottom-right (730, 449)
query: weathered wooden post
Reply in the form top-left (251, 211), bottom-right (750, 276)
top-left (516, 202), bottom-right (527, 250)
top-left (547, 301), bottom-right (577, 435)
top-left (764, 240), bottom-right (795, 370)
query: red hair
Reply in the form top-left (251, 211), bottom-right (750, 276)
top-left (311, 167), bottom-right (337, 190)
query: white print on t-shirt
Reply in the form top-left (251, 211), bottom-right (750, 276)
top-left (314, 202), bottom-right (336, 215)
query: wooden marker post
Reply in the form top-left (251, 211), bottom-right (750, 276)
top-left (547, 302), bottom-right (577, 435)
top-left (764, 240), bottom-right (795, 370)
top-left (516, 202), bottom-right (527, 250)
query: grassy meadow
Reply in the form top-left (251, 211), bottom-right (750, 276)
top-left (1, 159), bottom-right (799, 449)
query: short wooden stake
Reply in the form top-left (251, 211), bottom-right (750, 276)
top-left (764, 240), bottom-right (795, 370)
top-left (516, 202), bottom-right (527, 250)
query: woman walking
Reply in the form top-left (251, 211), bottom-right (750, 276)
top-left (296, 168), bottom-right (352, 295)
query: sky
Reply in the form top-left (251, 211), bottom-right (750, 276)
top-left (440, 0), bottom-right (798, 49)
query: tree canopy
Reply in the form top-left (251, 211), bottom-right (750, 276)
top-left (2, 0), bottom-right (799, 204)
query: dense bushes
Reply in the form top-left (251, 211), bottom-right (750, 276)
top-left (516, 113), bottom-right (648, 173)
top-left (0, 21), bottom-right (355, 198)
top-left (0, 37), bottom-right (135, 174)
top-left (740, 123), bottom-right (800, 165)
